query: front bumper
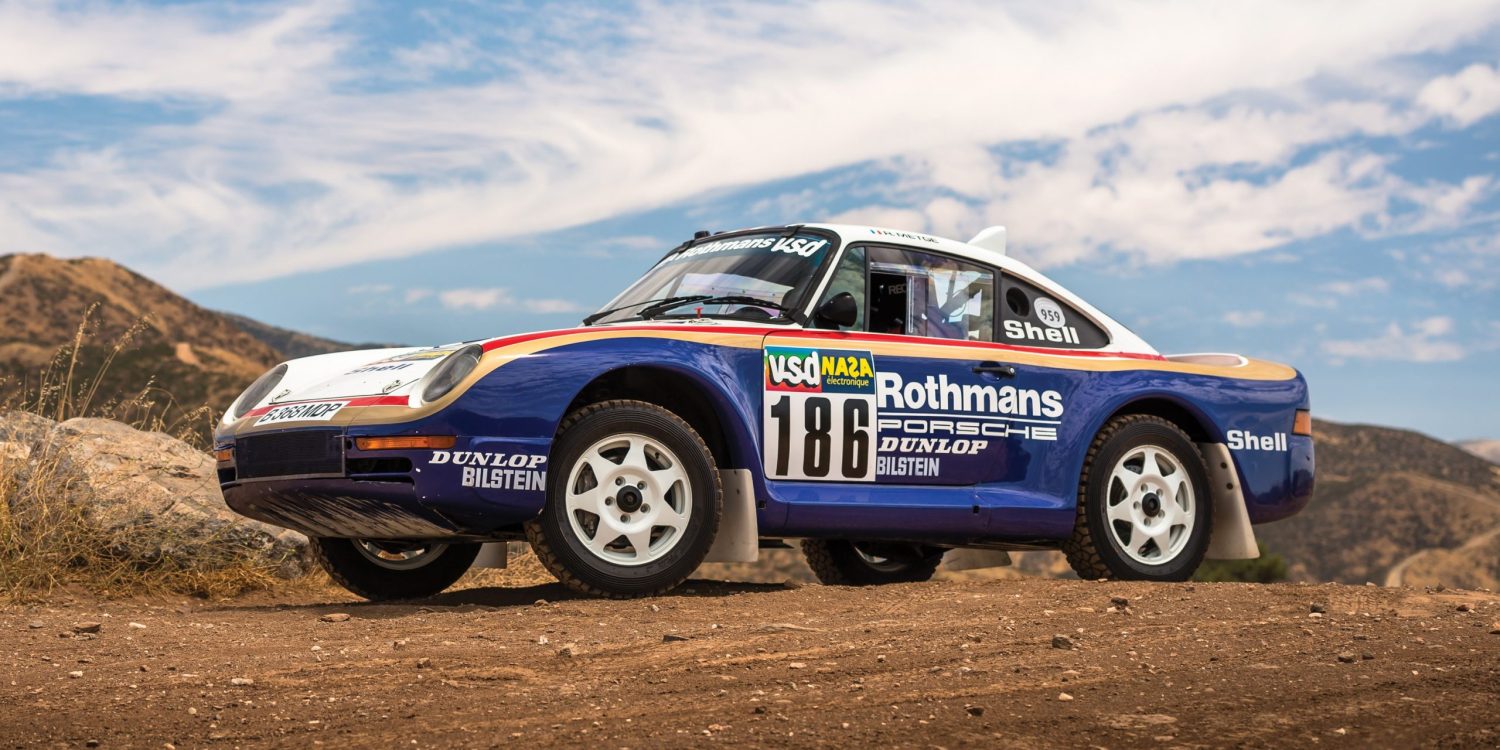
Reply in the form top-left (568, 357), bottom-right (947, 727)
top-left (217, 429), bottom-right (550, 540)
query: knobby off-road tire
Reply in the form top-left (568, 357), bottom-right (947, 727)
top-left (311, 538), bottom-right (480, 601)
top-left (1063, 414), bottom-right (1213, 581)
top-left (801, 539), bottom-right (945, 585)
top-left (525, 400), bottom-right (722, 598)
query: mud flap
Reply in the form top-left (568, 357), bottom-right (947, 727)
top-left (473, 542), bottom-right (509, 569)
top-left (704, 469), bottom-right (758, 563)
top-left (942, 549), bottom-right (1014, 571)
top-left (1198, 443), bottom-right (1259, 560)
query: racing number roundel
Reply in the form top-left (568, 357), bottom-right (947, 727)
top-left (763, 347), bottom-right (878, 482)
top-left (1033, 297), bottom-right (1067, 328)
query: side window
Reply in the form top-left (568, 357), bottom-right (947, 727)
top-left (815, 246), bottom-right (866, 331)
top-left (999, 274), bottom-right (1109, 349)
top-left (867, 246), bottom-right (994, 342)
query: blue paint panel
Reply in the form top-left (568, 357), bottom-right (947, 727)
top-left (221, 330), bottom-right (1313, 547)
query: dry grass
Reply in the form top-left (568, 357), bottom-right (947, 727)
top-left (6, 304), bottom-right (218, 447)
top-left (0, 310), bottom-right (285, 603)
top-left (0, 427), bottom-right (290, 603)
top-left (453, 544), bottom-right (559, 591)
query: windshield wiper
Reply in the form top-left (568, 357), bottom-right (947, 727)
top-left (640, 295), bottom-right (791, 319)
top-left (582, 295), bottom-right (707, 326)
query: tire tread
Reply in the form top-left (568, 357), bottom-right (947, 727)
top-left (800, 539), bottom-right (943, 586)
top-left (1062, 413), bottom-right (1206, 581)
top-left (311, 538), bottom-right (478, 601)
top-left (525, 399), bottom-right (722, 599)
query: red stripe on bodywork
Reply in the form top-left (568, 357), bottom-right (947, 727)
top-left (480, 325), bottom-right (1165, 361)
top-left (243, 395), bottom-right (408, 418)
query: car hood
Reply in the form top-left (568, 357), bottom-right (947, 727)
top-left (266, 345), bottom-right (471, 404)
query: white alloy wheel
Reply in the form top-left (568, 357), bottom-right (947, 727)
top-left (853, 545), bottom-right (907, 573)
top-left (563, 432), bottom-right (693, 566)
top-left (353, 541), bottom-right (449, 570)
top-left (1104, 444), bottom-right (1197, 565)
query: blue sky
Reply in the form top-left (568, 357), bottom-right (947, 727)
top-left (1, 1), bottom-right (1498, 441)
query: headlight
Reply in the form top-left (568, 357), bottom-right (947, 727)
top-left (419, 345), bottom-right (483, 403)
top-left (227, 364), bottom-right (288, 422)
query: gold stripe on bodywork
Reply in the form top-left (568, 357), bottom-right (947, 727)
top-left (763, 333), bottom-right (1299, 381)
top-left (227, 327), bottom-right (1296, 432)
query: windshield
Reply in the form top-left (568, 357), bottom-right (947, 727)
top-left (588, 231), bottom-right (837, 325)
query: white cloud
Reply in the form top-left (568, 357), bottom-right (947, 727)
top-left (0, 1), bottom-right (347, 101)
top-left (1434, 268), bottom-right (1471, 287)
top-left (404, 288), bottom-right (434, 304)
top-left (347, 283), bottom-right (393, 295)
top-left (1223, 310), bottom-right (1267, 328)
top-left (1403, 232), bottom-right (1500, 290)
top-left (526, 298), bottom-right (588, 314)
top-left (1320, 277), bottom-right (1390, 296)
top-left (836, 97), bottom-right (1493, 269)
top-left (438, 288), bottom-right (513, 311)
top-left (1323, 316), bottom-right (1467, 363)
top-left (1, 1), bottom-right (1499, 286)
top-left (430, 287), bottom-right (583, 314)
top-left (1419, 63), bottom-right (1500, 127)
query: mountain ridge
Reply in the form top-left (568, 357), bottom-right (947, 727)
top-left (0, 253), bottom-right (353, 438)
top-left (1458, 438), bottom-right (1500, 465)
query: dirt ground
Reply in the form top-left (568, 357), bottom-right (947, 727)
top-left (2, 578), bottom-right (1498, 749)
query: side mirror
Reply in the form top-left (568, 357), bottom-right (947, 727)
top-left (813, 292), bottom-right (858, 329)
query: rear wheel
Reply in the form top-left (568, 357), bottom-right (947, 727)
top-left (311, 538), bottom-right (479, 601)
top-left (801, 539), bottom-right (945, 585)
top-left (525, 400), bottom-right (721, 598)
top-left (1063, 414), bottom-right (1212, 581)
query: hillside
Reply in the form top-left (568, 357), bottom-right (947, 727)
top-left (1254, 420), bottom-right (1500, 588)
top-left (1459, 438), bottom-right (1500, 464)
top-left (222, 312), bottom-right (394, 360)
top-left (0, 254), bottom-right (345, 440)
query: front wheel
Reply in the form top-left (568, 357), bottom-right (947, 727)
top-left (1063, 414), bottom-right (1212, 581)
top-left (801, 540), bottom-right (945, 585)
top-left (525, 400), bottom-right (722, 598)
top-left (311, 538), bottom-right (479, 601)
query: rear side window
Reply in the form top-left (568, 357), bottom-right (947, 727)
top-left (1000, 274), bottom-right (1109, 349)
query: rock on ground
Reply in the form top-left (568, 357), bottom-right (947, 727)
top-left (0, 410), bottom-right (55, 464)
top-left (2, 413), bottom-right (307, 577)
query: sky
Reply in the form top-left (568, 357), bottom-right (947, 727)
top-left (1, 0), bottom-right (1498, 441)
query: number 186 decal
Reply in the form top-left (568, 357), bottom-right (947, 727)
top-left (763, 346), bottom-right (879, 482)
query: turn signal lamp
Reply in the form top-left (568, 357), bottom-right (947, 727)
top-left (213, 448), bottom-right (233, 463)
top-left (1292, 410), bottom-right (1313, 437)
top-left (355, 436), bottom-right (457, 451)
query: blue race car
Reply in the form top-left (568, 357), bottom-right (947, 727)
top-left (216, 224), bottom-right (1314, 599)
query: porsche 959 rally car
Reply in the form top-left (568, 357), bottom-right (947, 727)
top-left (215, 224), bottom-right (1314, 599)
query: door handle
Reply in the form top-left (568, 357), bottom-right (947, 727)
top-left (972, 361), bottom-right (1016, 378)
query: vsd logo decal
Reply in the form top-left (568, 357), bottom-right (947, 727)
top-left (764, 347), bottom-right (876, 394)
